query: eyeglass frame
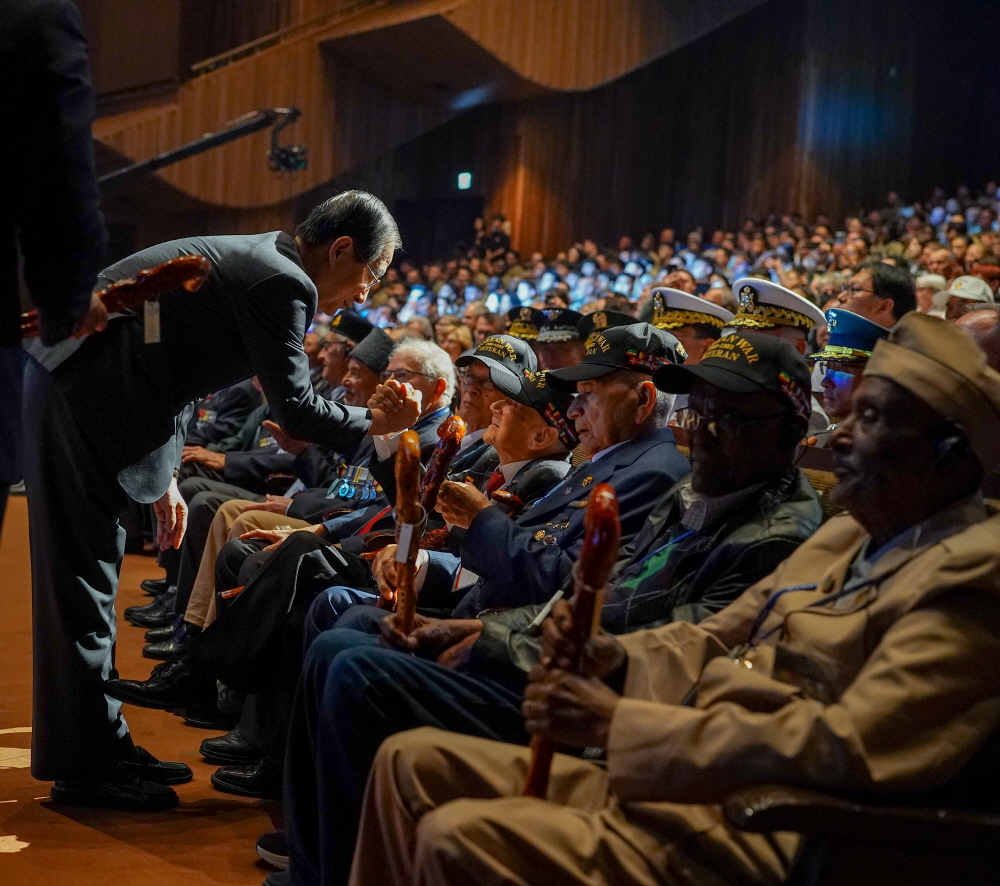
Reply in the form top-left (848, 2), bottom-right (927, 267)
top-left (380, 368), bottom-right (438, 384)
top-left (457, 369), bottom-right (497, 392)
top-left (673, 405), bottom-right (787, 438)
top-left (359, 250), bottom-right (385, 291)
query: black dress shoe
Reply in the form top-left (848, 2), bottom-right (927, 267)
top-left (263, 871), bottom-right (290, 886)
top-left (210, 757), bottom-right (282, 799)
top-left (124, 593), bottom-right (177, 628)
top-left (51, 770), bottom-right (178, 811)
top-left (119, 745), bottom-right (193, 785)
top-left (105, 656), bottom-right (217, 712)
top-left (145, 618), bottom-right (182, 642)
top-left (142, 621), bottom-right (201, 661)
top-left (200, 727), bottom-right (263, 765)
top-left (141, 577), bottom-right (168, 596)
top-left (256, 830), bottom-right (289, 870)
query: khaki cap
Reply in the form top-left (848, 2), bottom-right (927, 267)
top-left (864, 312), bottom-right (1000, 472)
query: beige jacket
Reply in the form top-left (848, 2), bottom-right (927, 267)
top-left (607, 495), bottom-right (1000, 808)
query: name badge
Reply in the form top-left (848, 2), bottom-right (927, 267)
top-left (144, 300), bottom-right (161, 344)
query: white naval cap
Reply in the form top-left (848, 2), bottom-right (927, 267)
top-left (729, 277), bottom-right (826, 332)
top-left (650, 287), bottom-right (734, 330)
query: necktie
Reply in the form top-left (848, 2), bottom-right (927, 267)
top-left (485, 469), bottom-right (506, 498)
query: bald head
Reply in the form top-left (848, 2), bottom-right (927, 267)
top-left (956, 306), bottom-right (1000, 371)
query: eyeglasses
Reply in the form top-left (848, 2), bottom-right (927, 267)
top-left (458, 370), bottom-right (496, 392)
top-left (380, 368), bottom-right (437, 384)
top-left (839, 285), bottom-right (875, 297)
top-left (815, 361), bottom-right (864, 377)
top-left (361, 256), bottom-right (384, 291)
top-left (673, 406), bottom-right (785, 438)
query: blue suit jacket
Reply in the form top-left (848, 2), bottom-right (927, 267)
top-left (424, 427), bottom-right (688, 617)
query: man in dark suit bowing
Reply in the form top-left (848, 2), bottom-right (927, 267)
top-left (22, 190), bottom-right (421, 810)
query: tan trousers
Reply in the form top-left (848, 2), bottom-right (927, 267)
top-left (183, 498), bottom-right (309, 628)
top-left (349, 727), bottom-right (793, 886)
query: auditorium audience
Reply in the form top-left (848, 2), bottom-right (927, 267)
top-left (348, 312), bottom-right (1000, 886)
top-left (44, 178), bottom-right (1000, 886)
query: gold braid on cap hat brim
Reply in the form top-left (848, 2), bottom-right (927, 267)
top-left (730, 305), bottom-right (816, 331)
top-left (508, 322), bottom-right (538, 340)
top-left (806, 345), bottom-right (872, 363)
top-left (653, 308), bottom-right (727, 330)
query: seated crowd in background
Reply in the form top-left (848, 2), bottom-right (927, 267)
top-left (102, 183), bottom-right (1000, 886)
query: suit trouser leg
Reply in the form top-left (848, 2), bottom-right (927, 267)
top-left (283, 639), bottom-right (527, 886)
top-left (172, 481), bottom-right (263, 616)
top-left (22, 360), bottom-right (133, 781)
top-left (185, 503), bottom-right (306, 627)
top-left (350, 729), bottom-right (792, 886)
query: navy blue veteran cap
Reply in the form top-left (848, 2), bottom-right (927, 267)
top-left (533, 308), bottom-right (584, 343)
top-left (654, 332), bottom-right (813, 422)
top-left (808, 308), bottom-right (889, 364)
top-left (577, 310), bottom-right (635, 348)
top-left (455, 334), bottom-right (537, 385)
top-left (330, 309), bottom-right (375, 344)
top-left (348, 327), bottom-right (394, 374)
top-left (547, 323), bottom-right (686, 392)
top-left (507, 307), bottom-right (539, 341)
top-left (492, 368), bottom-right (580, 450)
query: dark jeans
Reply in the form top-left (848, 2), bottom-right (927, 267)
top-left (283, 618), bottom-right (528, 886)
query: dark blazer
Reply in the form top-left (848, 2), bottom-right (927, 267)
top-left (30, 232), bottom-right (371, 502)
top-left (185, 381), bottom-right (263, 447)
top-left (466, 468), bottom-right (824, 690)
top-left (2, 0), bottom-right (105, 347)
top-left (430, 427), bottom-right (689, 616)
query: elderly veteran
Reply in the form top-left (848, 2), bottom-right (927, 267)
top-left (728, 276), bottom-right (830, 435)
top-left (806, 308), bottom-right (889, 446)
top-left (350, 312), bottom-right (1000, 886)
top-left (505, 305), bottom-right (539, 341)
top-left (934, 274), bottom-right (996, 322)
top-left (530, 307), bottom-right (586, 369)
top-left (650, 287), bottom-right (734, 364)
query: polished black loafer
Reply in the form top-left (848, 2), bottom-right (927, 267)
top-left (124, 594), bottom-right (177, 628)
top-left (105, 656), bottom-right (217, 712)
top-left (200, 727), bottom-right (264, 765)
top-left (210, 757), bottom-right (282, 799)
top-left (142, 621), bottom-right (201, 661)
top-left (51, 770), bottom-right (179, 811)
top-left (119, 745), bottom-right (193, 786)
top-left (145, 618), bottom-right (183, 642)
top-left (140, 577), bottom-right (168, 596)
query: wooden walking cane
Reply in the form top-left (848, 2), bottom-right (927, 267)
top-left (391, 430), bottom-right (425, 633)
top-left (522, 482), bottom-right (620, 800)
top-left (20, 253), bottom-right (211, 338)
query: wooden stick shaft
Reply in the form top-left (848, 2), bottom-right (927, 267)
top-left (522, 735), bottom-right (556, 799)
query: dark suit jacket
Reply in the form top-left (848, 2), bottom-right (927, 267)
top-left (33, 232), bottom-right (371, 502)
top-left (444, 427), bottom-right (688, 616)
top-left (1, 0), bottom-right (106, 347)
top-left (185, 381), bottom-right (263, 446)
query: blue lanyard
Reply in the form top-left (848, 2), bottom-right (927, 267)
top-left (632, 529), bottom-right (696, 570)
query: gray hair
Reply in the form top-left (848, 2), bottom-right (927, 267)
top-left (391, 338), bottom-right (457, 403)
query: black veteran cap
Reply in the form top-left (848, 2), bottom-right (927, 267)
top-left (348, 327), bottom-right (395, 374)
top-left (533, 308), bottom-right (584, 343)
top-left (455, 334), bottom-right (538, 385)
top-left (577, 310), bottom-right (635, 348)
top-left (330, 309), bottom-right (375, 344)
top-left (653, 332), bottom-right (813, 422)
top-left (507, 307), bottom-right (540, 341)
top-left (547, 323), bottom-right (686, 392)
top-left (492, 368), bottom-right (580, 450)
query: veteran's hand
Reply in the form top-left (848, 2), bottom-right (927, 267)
top-left (436, 480), bottom-right (491, 529)
top-left (240, 494), bottom-right (293, 515)
top-left (262, 420), bottom-right (309, 456)
top-left (368, 379), bottom-right (422, 436)
top-left (372, 544), bottom-right (399, 600)
top-left (523, 667), bottom-right (620, 749)
top-left (540, 598), bottom-right (627, 679)
top-left (181, 446), bottom-right (226, 471)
